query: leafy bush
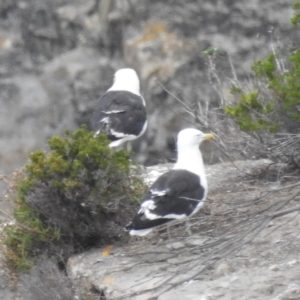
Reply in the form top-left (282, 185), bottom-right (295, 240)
top-left (2, 127), bottom-right (144, 271)
top-left (224, 88), bottom-right (277, 132)
top-left (224, 48), bottom-right (300, 133)
top-left (223, 2), bottom-right (300, 164)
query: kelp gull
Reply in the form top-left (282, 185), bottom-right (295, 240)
top-left (126, 128), bottom-right (214, 236)
top-left (92, 68), bottom-right (147, 147)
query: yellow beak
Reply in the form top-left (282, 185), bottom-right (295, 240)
top-left (203, 133), bottom-right (215, 141)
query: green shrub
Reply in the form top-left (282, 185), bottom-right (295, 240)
top-left (225, 3), bottom-right (300, 133)
top-left (3, 127), bottom-right (144, 271)
top-left (222, 2), bottom-right (300, 165)
top-left (224, 89), bottom-right (278, 132)
top-left (291, 1), bottom-right (300, 28)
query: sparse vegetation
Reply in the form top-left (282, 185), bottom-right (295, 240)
top-left (224, 88), bottom-right (277, 132)
top-left (2, 126), bottom-right (144, 271)
top-left (0, 2), bottom-right (299, 299)
top-left (223, 2), bottom-right (300, 165)
top-left (169, 2), bottom-right (300, 166)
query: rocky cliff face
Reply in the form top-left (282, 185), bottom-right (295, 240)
top-left (0, 0), bottom-right (295, 175)
top-left (65, 159), bottom-right (300, 300)
top-left (2, 159), bottom-right (299, 300)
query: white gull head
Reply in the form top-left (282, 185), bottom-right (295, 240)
top-left (174, 128), bottom-right (214, 190)
top-left (108, 68), bottom-right (140, 96)
top-left (176, 128), bottom-right (214, 151)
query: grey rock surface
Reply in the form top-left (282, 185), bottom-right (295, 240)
top-left (0, 0), bottom-right (296, 176)
top-left (66, 159), bottom-right (300, 300)
top-left (0, 159), bottom-right (298, 299)
top-left (0, 1), bottom-right (299, 297)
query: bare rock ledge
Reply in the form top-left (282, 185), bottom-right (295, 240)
top-left (67, 159), bottom-right (300, 300)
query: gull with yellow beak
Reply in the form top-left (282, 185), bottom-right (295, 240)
top-left (126, 128), bottom-right (214, 236)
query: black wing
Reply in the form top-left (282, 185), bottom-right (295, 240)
top-left (92, 91), bottom-right (146, 141)
top-left (126, 170), bottom-right (205, 231)
top-left (145, 169), bottom-right (205, 217)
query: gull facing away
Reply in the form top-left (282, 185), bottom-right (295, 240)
top-left (92, 68), bottom-right (147, 147)
top-left (126, 128), bottom-right (214, 236)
